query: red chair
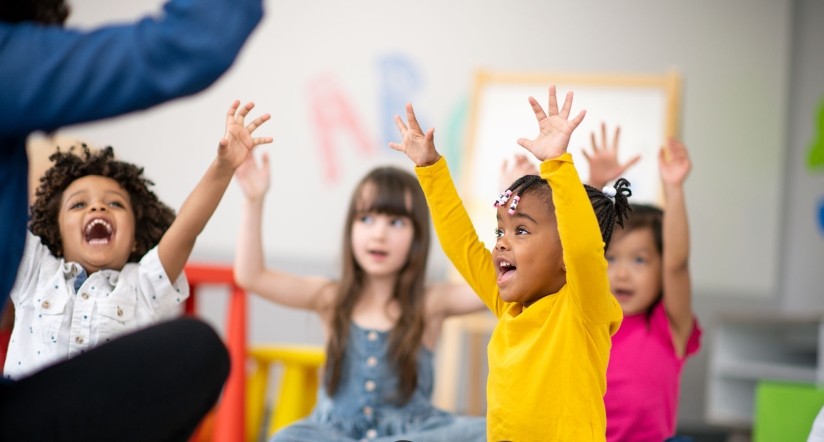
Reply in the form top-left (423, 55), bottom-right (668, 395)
top-left (0, 301), bottom-right (13, 370)
top-left (184, 264), bottom-right (247, 442)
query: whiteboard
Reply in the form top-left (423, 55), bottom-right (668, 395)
top-left (462, 70), bottom-right (681, 247)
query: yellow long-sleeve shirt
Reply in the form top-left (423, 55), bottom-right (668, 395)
top-left (416, 154), bottom-right (622, 442)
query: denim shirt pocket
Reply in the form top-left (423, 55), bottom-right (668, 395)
top-left (36, 294), bottom-right (68, 344)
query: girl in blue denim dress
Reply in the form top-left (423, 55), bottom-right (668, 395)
top-left (234, 152), bottom-right (487, 442)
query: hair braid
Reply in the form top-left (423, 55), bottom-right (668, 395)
top-left (583, 178), bottom-right (633, 249)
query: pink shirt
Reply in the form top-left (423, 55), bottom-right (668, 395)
top-left (605, 302), bottom-right (701, 442)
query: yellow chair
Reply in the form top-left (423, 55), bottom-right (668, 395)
top-left (246, 345), bottom-right (326, 442)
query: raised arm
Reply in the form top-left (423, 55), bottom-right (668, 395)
top-left (0, 0), bottom-right (263, 136)
top-left (232, 147), bottom-right (333, 312)
top-left (158, 101), bottom-right (271, 282)
top-left (390, 104), bottom-right (503, 315)
top-left (517, 87), bottom-right (620, 324)
top-left (659, 138), bottom-right (694, 356)
top-left (582, 122), bottom-right (641, 189)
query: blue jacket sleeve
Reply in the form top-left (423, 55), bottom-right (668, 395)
top-left (0, 0), bottom-right (263, 136)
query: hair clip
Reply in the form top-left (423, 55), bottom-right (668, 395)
top-left (602, 186), bottom-right (617, 198)
top-left (494, 189), bottom-right (512, 207)
top-left (508, 195), bottom-right (520, 215)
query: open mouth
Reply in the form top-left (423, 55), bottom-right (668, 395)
top-left (367, 249), bottom-right (388, 259)
top-left (84, 218), bottom-right (113, 245)
top-left (496, 260), bottom-right (517, 284)
top-left (612, 289), bottom-right (633, 300)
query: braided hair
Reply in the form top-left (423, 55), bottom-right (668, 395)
top-left (498, 175), bottom-right (632, 249)
top-left (29, 144), bottom-right (176, 262)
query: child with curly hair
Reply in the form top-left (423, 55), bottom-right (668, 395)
top-left (3, 100), bottom-right (271, 379)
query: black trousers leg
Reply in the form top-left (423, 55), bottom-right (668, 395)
top-left (0, 317), bottom-right (229, 442)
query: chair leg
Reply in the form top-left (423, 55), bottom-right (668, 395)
top-left (246, 361), bottom-right (270, 442)
top-left (268, 364), bottom-right (317, 437)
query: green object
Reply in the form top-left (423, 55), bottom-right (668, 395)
top-left (444, 96), bottom-right (469, 180)
top-left (809, 96), bottom-right (824, 169)
top-left (754, 380), bottom-right (824, 442)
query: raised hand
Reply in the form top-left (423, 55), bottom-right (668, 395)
top-left (389, 103), bottom-right (441, 167)
top-left (500, 154), bottom-right (539, 189)
top-left (582, 122), bottom-right (641, 188)
top-left (218, 100), bottom-right (273, 171)
top-left (235, 150), bottom-right (271, 201)
top-left (516, 85), bottom-right (586, 162)
top-left (659, 138), bottom-right (691, 188)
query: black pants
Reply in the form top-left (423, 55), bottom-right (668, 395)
top-left (0, 317), bottom-right (229, 442)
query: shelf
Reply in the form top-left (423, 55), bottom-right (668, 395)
top-left (706, 314), bottom-right (824, 428)
top-left (715, 360), bottom-right (817, 383)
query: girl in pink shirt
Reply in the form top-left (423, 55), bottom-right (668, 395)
top-left (585, 126), bottom-right (702, 442)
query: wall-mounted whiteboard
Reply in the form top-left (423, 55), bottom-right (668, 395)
top-left (461, 70), bottom-right (681, 248)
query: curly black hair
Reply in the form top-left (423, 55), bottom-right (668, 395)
top-left (29, 145), bottom-right (176, 262)
top-left (0, 0), bottom-right (70, 25)
top-left (499, 175), bottom-right (632, 249)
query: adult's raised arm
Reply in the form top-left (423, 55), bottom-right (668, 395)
top-left (0, 0), bottom-right (263, 136)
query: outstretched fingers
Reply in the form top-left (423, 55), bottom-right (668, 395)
top-left (559, 90), bottom-right (575, 119)
top-left (528, 96), bottom-right (548, 122)
top-left (547, 85), bottom-right (559, 116)
top-left (516, 137), bottom-right (533, 151)
top-left (236, 101), bottom-right (254, 121)
top-left (569, 109), bottom-right (586, 131)
top-left (405, 103), bottom-right (423, 133)
top-left (611, 125), bottom-right (621, 150)
top-left (590, 131), bottom-right (600, 153)
top-left (252, 136), bottom-right (274, 146)
top-left (246, 114), bottom-right (271, 133)
top-left (393, 114), bottom-right (408, 135)
top-left (425, 127), bottom-right (435, 144)
top-left (225, 100), bottom-right (241, 125)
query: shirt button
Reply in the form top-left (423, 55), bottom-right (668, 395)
top-left (81, 292), bottom-right (90, 300)
top-left (365, 429), bottom-right (377, 439)
top-left (367, 331), bottom-right (378, 341)
top-left (117, 307), bottom-right (123, 317)
top-left (75, 336), bottom-right (84, 344)
top-left (363, 406), bottom-right (373, 417)
top-left (364, 380), bottom-right (376, 392)
top-left (41, 300), bottom-right (51, 309)
top-left (366, 356), bottom-right (377, 367)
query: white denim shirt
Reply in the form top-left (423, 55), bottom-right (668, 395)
top-left (3, 232), bottom-right (188, 379)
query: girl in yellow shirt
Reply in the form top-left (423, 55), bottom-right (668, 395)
top-left (389, 86), bottom-right (630, 441)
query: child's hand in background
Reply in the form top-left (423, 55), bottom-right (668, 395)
top-left (218, 100), bottom-right (272, 171)
top-left (583, 122), bottom-right (640, 189)
top-left (659, 138), bottom-right (691, 188)
top-left (235, 148), bottom-right (271, 202)
top-left (499, 154), bottom-right (538, 189)
top-left (389, 103), bottom-right (440, 167)
top-left (517, 85), bottom-right (586, 162)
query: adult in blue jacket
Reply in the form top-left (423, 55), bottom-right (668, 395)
top-left (0, 0), bottom-right (262, 440)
